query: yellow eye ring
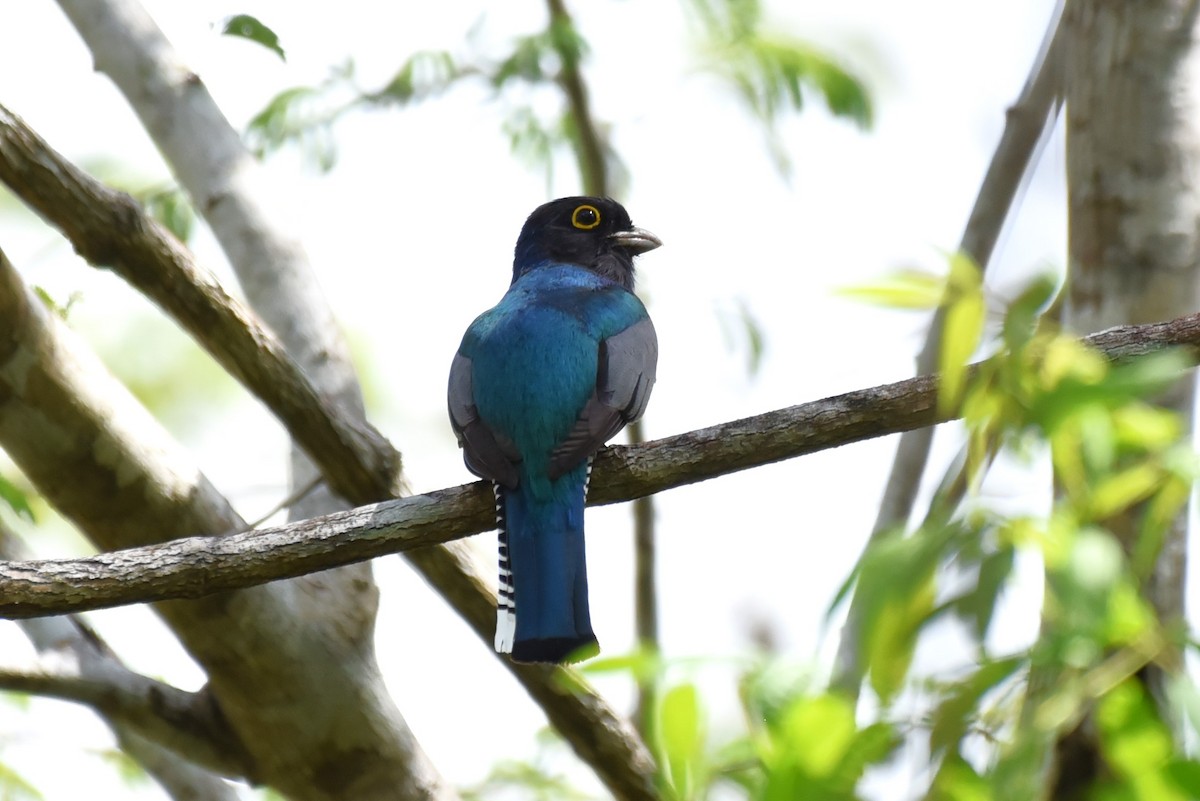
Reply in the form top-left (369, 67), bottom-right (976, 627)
top-left (571, 204), bottom-right (601, 230)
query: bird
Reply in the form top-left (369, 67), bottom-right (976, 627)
top-left (448, 196), bottom-right (660, 664)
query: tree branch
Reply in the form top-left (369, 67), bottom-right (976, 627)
top-left (0, 308), bottom-right (1194, 618)
top-left (0, 102), bottom-right (399, 507)
top-left (0, 665), bottom-right (251, 775)
top-left (0, 240), bottom-right (456, 800)
top-left (0, 525), bottom-right (250, 796)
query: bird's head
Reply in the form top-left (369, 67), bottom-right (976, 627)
top-left (512, 196), bottom-right (661, 289)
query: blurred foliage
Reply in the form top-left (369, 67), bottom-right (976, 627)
top-left (716, 298), bottom-right (766, 378)
top-left (82, 311), bottom-right (240, 435)
top-left (482, 265), bottom-right (1200, 799)
top-left (462, 728), bottom-right (597, 801)
top-left (77, 158), bottom-right (196, 243)
top-left (0, 760), bottom-right (42, 801)
top-left (0, 474), bottom-right (34, 523)
top-left (93, 748), bottom-right (149, 790)
top-left (137, 185), bottom-right (195, 243)
top-left (685, 0), bottom-right (872, 175)
top-left (244, 0), bottom-right (869, 186)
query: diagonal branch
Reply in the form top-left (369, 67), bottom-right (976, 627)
top-left (1, 307), bottom-right (1195, 619)
top-left (0, 242), bottom-right (453, 800)
top-left (0, 102), bottom-right (398, 506)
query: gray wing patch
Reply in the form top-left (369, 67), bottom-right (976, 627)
top-left (547, 317), bottom-right (658, 480)
top-left (448, 352), bottom-right (521, 488)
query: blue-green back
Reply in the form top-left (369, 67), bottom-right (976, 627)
top-left (461, 263), bottom-right (649, 496)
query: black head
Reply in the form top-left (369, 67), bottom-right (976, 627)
top-left (512, 196), bottom-right (661, 290)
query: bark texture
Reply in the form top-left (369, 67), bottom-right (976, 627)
top-left (1044, 1), bottom-right (1200, 796)
top-left (1065, 0), bottom-right (1200, 622)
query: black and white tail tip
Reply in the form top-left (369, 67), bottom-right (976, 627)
top-left (494, 483), bottom-right (516, 653)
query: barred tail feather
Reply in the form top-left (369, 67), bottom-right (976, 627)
top-left (494, 483), bottom-right (516, 653)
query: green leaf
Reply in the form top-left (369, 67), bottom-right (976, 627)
top-left (928, 655), bottom-right (1023, 755)
top-left (1097, 679), bottom-right (1173, 780)
top-left (0, 473), bottom-right (34, 522)
top-left (579, 644), bottom-right (661, 686)
top-left (245, 84), bottom-right (338, 167)
top-left (221, 14), bottom-right (286, 61)
top-left (939, 252), bottom-right (985, 414)
top-left (853, 526), bottom-right (949, 703)
top-left (741, 659), bottom-right (816, 731)
top-left (502, 106), bottom-right (558, 181)
top-left (927, 754), bottom-right (993, 801)
top-left (837, 268), bottom-right (946, 309)
top-left (950, 544), bottom-right (1015, 641)
top-left (759, 693), bottom-right (895, 801)
top-left (370, 51), bottom-right (461, 105)
top-left (2, 692), bottom-right (32, 713)
top-left (1088, 462), bottom-right (1162, 521)
top-left (1164, 760), bottom-right (1200, 796)
top-left (0, 760), bottom-right (43, 800)
top-left (95, 748), bottom-right (149, 788)
top-left (1111, 405), bottom-right (1181, 451)
top-left (659, 682), bottom-right (706, 801)
top-left (687, 0), bottom-right (872, 178)
top-left (139, 185), bottom-right (194, 243)
top-left (1001, 272), bottom-right (1058, 351)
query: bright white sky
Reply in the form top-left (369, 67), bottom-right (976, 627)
top-left (0, 1), bottom-right (1090, 799)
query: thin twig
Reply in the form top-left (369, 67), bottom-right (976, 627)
top-left (245, 476), bottom-right (324, 530)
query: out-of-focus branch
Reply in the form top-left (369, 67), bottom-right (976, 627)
top-left (0, 525), bottom-right (248, 798)
top-left (833, 1), bottom-right (1067, 695)
top-left (0, 665), bottom-right (250, 777)
top-left (3, 306), bottom-right (1197, 618)
top-left (546, 0), bottom-right (608, 196)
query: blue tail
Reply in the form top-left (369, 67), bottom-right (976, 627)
top-left (497, 466), bottom-right (597, 663)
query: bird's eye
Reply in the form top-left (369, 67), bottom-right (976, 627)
top-left (571, 204), bottom-right (601, 230)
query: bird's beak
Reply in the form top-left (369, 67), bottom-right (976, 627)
top-left (609, 227), bottom-right (662, 255)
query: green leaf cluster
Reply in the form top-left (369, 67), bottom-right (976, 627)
top-left (839, 263), bottom-right (1200, 798)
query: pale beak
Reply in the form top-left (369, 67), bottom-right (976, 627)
top-left (609, 227), bottom-right (662, 254)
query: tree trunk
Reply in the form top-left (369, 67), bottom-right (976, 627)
top-left (1050, 0), bottom-right (1200, 794)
